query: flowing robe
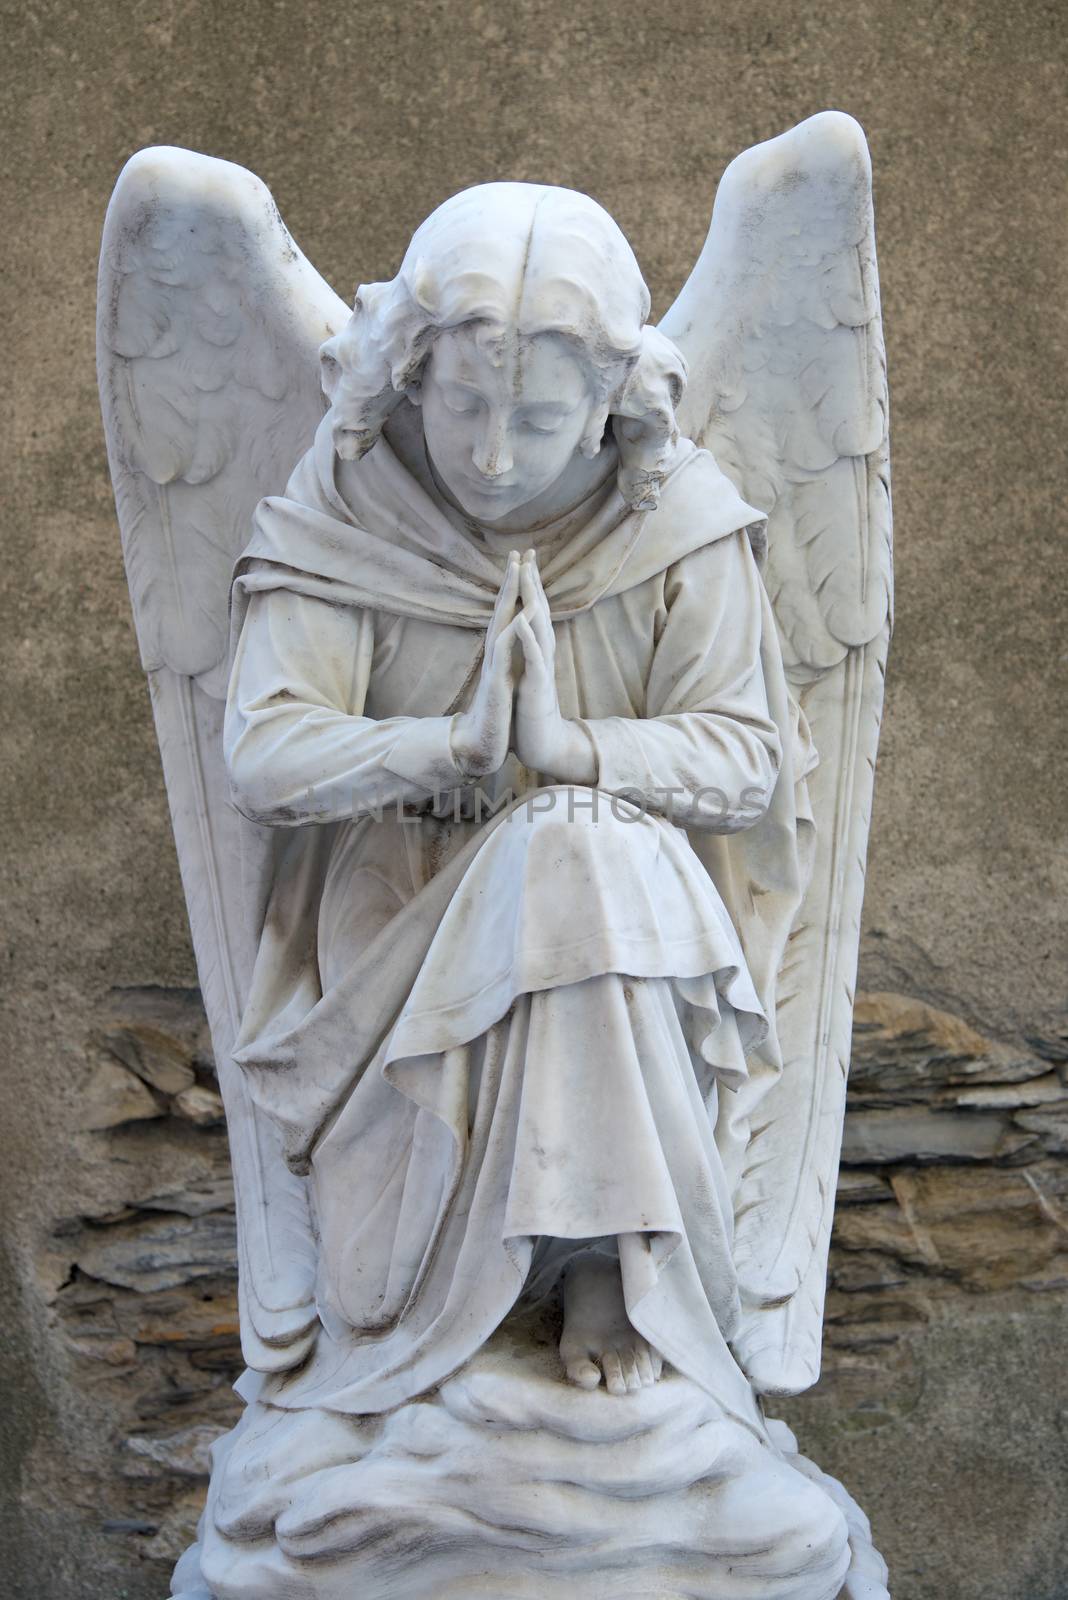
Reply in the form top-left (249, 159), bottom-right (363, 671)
top-left (224, 409), bottom-right (810, 1426)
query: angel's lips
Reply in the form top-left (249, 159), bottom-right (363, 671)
top-left (460, 474), bottom-right (519, 495)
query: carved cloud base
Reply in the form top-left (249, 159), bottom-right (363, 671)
top-left (170, 1331), bottom-right (889, 1600)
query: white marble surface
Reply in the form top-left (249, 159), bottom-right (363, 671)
top-left (99, 111), bottom-right (891, 1597)
top-left (173, 1327), bottom-right (886, 1600)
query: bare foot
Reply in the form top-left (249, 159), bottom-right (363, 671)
top-left (560, 1252), bottom-right (664, 1395)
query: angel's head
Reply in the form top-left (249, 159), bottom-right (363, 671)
top-left (320, 182), bottom-right (687, 524)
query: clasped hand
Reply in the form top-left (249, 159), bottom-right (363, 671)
top-left (451, 549), bottom-right (594, 782)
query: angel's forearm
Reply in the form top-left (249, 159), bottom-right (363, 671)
top-left (224, 586), bottom-right (481, 823)
top-left (224, 704), bottom-right (469, 825)
top-left (578, 712), bottom-right (780, 831)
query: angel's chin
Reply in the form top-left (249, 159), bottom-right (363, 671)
top-left (452, 486), bottom-right (529, 523)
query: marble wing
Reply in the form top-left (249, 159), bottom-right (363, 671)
top-left (98, 148), bottom-right (350, 1370)
top-left (660, 112), bottom-right (892, 1394)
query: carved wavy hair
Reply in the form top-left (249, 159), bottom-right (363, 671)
top-left (320, 182), bottom-right (688, 511)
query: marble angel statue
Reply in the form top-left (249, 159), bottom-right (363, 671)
top-left (99, 112), bottom-right (892, 1600)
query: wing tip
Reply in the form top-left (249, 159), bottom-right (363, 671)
top-left (109, 144), bottom-right (269, 221)
top-left (722, 109), bottom-right (872, 193)
top-left (733, 1336), bottom-right (822, 1397)
top-left (799, 108), bottom-right (871, 157)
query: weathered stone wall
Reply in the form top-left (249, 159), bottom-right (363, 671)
top-left (2, 3), bottom-right (1065, 1597)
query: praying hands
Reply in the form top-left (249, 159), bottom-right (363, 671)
top-left (450, 549), bottom-right (597, 785)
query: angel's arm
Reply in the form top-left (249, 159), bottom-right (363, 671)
top-left (225, 586), bottom-right (471, 824)
top-left (577, 532), bottom-right (781, 829)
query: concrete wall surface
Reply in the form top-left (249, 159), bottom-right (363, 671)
top-left (1, 2), bottom-right (1065, 1597)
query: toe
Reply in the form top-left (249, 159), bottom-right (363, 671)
top-left (566, 1358), bottom-right (602, 1390)
top-left (621, 1350), bottom-right (642, 1393)
top-left (635, 1345), bottom-right (655, 1387)
top-left (603, 1350), bottom-right (626, 1396)
top-left (651, 1350), bottom-right (664, 1381)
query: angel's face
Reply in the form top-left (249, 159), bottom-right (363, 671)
top-left (417, 324), bottom-right (599, 525)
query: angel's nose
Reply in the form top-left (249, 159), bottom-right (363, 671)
top-left (472, 412), bottom-right (513, 479)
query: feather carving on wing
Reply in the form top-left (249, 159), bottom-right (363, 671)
top-left (661, 112), bottom-right (892, 1395)
top-left (98, 149), bottom-right (351, 1369)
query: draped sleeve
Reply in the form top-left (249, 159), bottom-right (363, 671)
top-left (577, 532), bottom-right (781, 830)
top-left (224, 584), bottom-right (468, 825)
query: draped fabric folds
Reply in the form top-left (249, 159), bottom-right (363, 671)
top-left (224, 411), bottom-right (813, 1422)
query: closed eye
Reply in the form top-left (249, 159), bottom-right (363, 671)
top-left (442, 395), bottom-right (482, 418)
top-left (440, 383), bottom-right (484, 417)
top-left (519, 406), bottom-right (574, 435)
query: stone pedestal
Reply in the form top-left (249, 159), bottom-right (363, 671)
top-left (172, 1331), bottom-right (888, 1600)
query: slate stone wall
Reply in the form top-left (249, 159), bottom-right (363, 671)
top-left (2, 3), bottom-right (1065, 1597)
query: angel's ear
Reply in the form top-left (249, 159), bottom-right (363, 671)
top-left (579, 401), bottom-right (610, 458)
top-left (319, 335), bottom-right (344, 403)
top-left (610, 327), bottom-right (688, 509)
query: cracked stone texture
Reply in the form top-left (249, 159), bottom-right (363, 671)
top-left (1, 4), bottom-right (1065, 1598)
